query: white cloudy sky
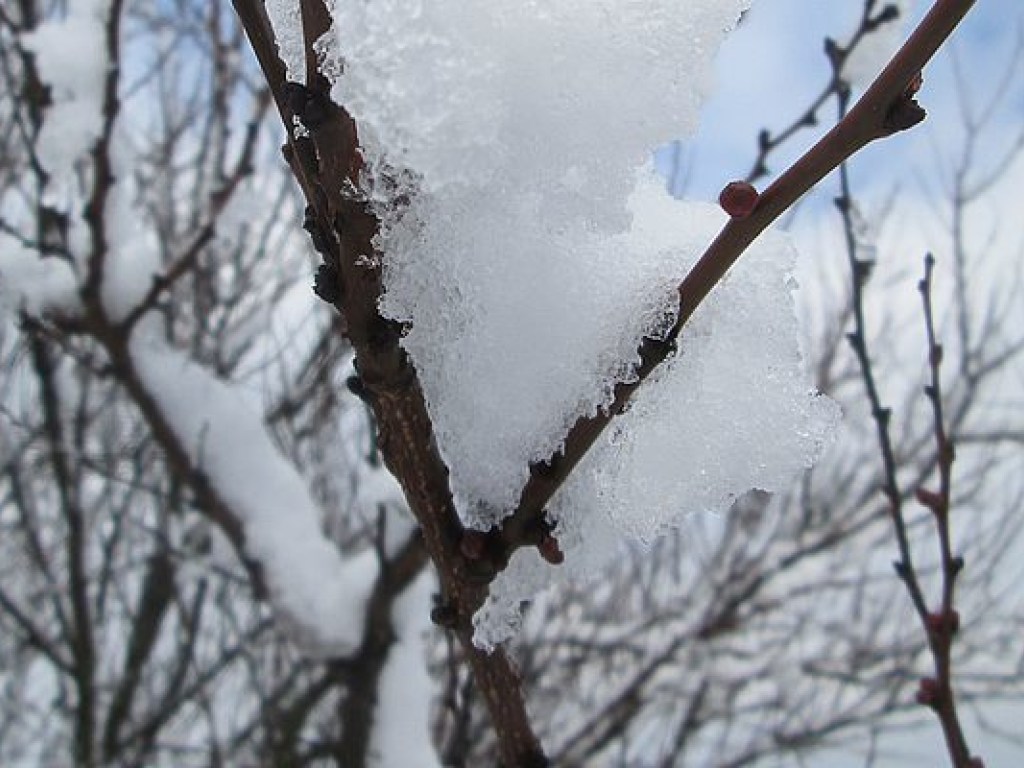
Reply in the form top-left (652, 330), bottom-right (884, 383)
top-left (670, 0), bottom-right (1024, 198)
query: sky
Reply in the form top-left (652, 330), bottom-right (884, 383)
top-left (662, 0), bottom-right (1024, 204)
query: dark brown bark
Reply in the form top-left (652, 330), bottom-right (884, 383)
top-left (231, 1), bottom-right (547, 763)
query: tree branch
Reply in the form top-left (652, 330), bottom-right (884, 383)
top-left (232, 1), bottom-right (548, 763)
top-left (506, 0), bottom-right (977, 557)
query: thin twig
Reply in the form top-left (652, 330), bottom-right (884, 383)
top-left (916, 255), bottom-right (976, 767)
top-left (745, 0), bottom-right (905, 182)
top-left (835, 88), bottom-right (977, 763)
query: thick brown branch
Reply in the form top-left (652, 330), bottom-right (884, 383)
top-left (232, 1), bottom-right (547, 763)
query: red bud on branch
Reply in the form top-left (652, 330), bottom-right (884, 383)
top-left (718, 181), bottom-right (759, 219)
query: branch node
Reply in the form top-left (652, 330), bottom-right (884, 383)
top-left (926, 609), bottom-right (960, 636)
top-left (282, 80), bottom-right (332, 130)
top-left (537, 534), bottom-right (564, 565)
top-left (915, 487), bottom-right (944, 514)
top-left (915, 677), bottom-right (940, 709)
top-left (346, 374), bottom-right (372, 404)
top-left (313, 263), bottom-right (342, 305)
top-left (430, 602), bottom-right (459, 630)
top-left (883, 75), bottom-right (927, 134)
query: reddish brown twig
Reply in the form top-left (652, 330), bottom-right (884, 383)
top-left (835, 101), bottom-right (976, 763)
top-left (915, 254), bottom-right (976, 766)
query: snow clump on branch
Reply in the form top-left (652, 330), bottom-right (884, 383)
top-left (317, 0), bottom-right (840, 646)
top-left (21, 0), bottom-right (110, 197)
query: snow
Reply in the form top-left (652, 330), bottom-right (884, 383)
top-left (99, 143), bottom-right (161, 322)
top-left (129, 320), bottom-right (379, 657)
top-left (21, 0), bottom-right (110, 198)
top-left (4, 0), bottom-right (159, 324)
top-left (381, 174), bottom-right (703, 527)
top-left (370, 568), bottom-right (441, 768)
top-left (0, 241), bottom-right (80, 319)
top-left (318, 0), bottom-right (839, 647)
top-left (265, 0), bottom-right (306, 84)
top-left (324, 0), bottom-right (755, 525)
top-left (474, 195), bottom-right (840, 649)
top-left (843, 0), bottom-right (912, 88)
top-left (6, 2), bottom-right (113, 314)
top-left (325, 0), bottom-right (751, 213)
